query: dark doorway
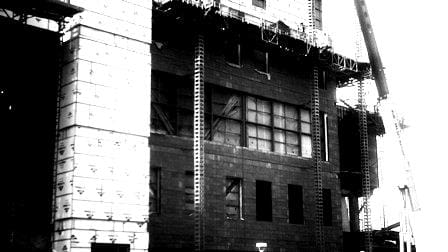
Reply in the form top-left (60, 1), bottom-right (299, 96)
top-left (91, 243), bottom-right (131, 252)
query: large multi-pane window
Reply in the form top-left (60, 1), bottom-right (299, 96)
top-left (151, 71), bottom-right (329, 159)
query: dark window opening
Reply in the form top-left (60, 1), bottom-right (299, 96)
top-left (288, 184), bottom-right (304, 224)
top-left (252, 0), bottom-right (266, 9)
top-left (91, 243), bottom-right (130, 252)
top-left (225, 40), bottom-right (241, 67)
top-left (185, 171), bottom-right (194, 216)
top-left (150, 167), bottom-right (161, 214)
top-left (256, 180), bottom-right (272, 221)
top-left (323, 188), bottom-right (332, 226)
top-left (151, 71), bottom-right (211, 138)
top-left (225, 177), bottom-right (243, 220)
top-left (177, 84), bottom-right (194, 138)
top-left (253, 49), bottom-right (269, 74)
top-left (318, 69), bottom-right (326, 89)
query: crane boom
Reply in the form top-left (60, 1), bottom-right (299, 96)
top-left (353, 0), bottom-right (389, 99)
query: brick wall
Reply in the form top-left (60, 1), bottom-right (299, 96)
top-left (150, 27), bottom-right (342, 251)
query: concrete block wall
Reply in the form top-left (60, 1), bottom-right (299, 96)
top-left (53, 1), bottom-right (151, 252)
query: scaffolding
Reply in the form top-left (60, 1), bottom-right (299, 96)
top-left (193, 34), bottom-right (206, 252)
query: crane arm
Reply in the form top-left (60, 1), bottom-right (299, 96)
top-left (354, 0), bottom-right (389, 99)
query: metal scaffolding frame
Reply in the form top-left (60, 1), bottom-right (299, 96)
top-left (193, 33), bottom-right (206, 252)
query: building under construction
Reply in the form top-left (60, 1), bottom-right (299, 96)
top-left (1, 0), bottom-right (401, 252)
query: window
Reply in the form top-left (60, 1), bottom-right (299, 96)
top-left (323, 189), bottom-right (332, 226)
top-left (225, 177), bottom-right (243, 220)
top-left (320, 113), bottom-right (329, 161)
top-left (225, 40), bottom-right (241, 67)
top-left (151, 73), bottom-right (177, 135)
top-left (209, 88), bottom-right (242, 145)
top-left (185, 171), bottom-right (194, 216)
top-left (150, 167), bottom-right (161, 214)
top-left (91, 243), bottom-right (130, 252)
top-left (253, 49), bottom-right (269, 74)
top-left (288, 184), bottom-right (304, 224)
top-left (318, 69), bottom-right (326, 90)
top-left (252, 0), bottom-right (266, 9)
top-left (151, 72), bottom-right (328, 159)
top-left (273, 103), bottom-right (299, 155)
top-left (177, 85), bottom-right (194, 138)
top-left (300, 109), bottom-right (312, 158)
top-left (256, 180), bottom-right (272, 221)
top-left (151, 71), bottom-right (211, 138)
top-left (247, 96), bottom-right (272, 152)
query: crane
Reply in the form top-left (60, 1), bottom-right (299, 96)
top-left (353, 0), bottom-right (420, 251)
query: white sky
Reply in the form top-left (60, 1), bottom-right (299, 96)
top-left (326, 0), bottom-right (448, 250)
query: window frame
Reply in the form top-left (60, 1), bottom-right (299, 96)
top-left (225, 177), bottom-right (244, 220)
top-left (184, 171), bottom-right (194, 216)
top-left (150, 167), bottom-right (161, 214)
top-left (150, 74), bottom-right (330, 160)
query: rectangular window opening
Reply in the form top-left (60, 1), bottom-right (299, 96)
top-left (318, 69), bottom-right (327, 89)
top-left (225, 41), bottom-right (241, 67)
top-left (288, 184), bottom-right (304, 224)
top-left (300, 109), bottom-right (312, 158)
top-left (256, 180), bottom-right (272, 221)
top-left (225, 177), bottom-right (243, 220)
top-left (252, 0), bottom-right (266, 9)
top-left (185, 171), bottom-right (194, 216)
top-left (150, 167), bottom-right (161, 214)
top-left (254, 50), bottom-right (269, 75)
top-left (210, 87), bottom-right (242, 146)
top-left (323, 188), bottom-right (332, 226)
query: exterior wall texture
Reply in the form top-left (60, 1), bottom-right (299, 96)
top-left (53, 1), bottom-right (152, 252)
top-left (149, 21), bottom-right (343, 250)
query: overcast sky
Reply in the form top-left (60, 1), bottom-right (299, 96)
top-left (327, 0), bottom-right (448, 250)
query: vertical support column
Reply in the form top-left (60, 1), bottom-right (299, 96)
top-left (358, 80), bottom-right (372, 252)
top-left (311, 66), bottom-right (324, 252)
top-left (193, 34), bottom-right (205, 252)
top-left (52, 2), bottom-right (152, 252)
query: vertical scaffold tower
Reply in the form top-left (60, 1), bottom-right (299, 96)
top-left (308, 0), bottom-right (324, 251)
top-left (193, 33), bottom-right (206, 252)
top-left (358, 79), bottom-right (372, 252)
